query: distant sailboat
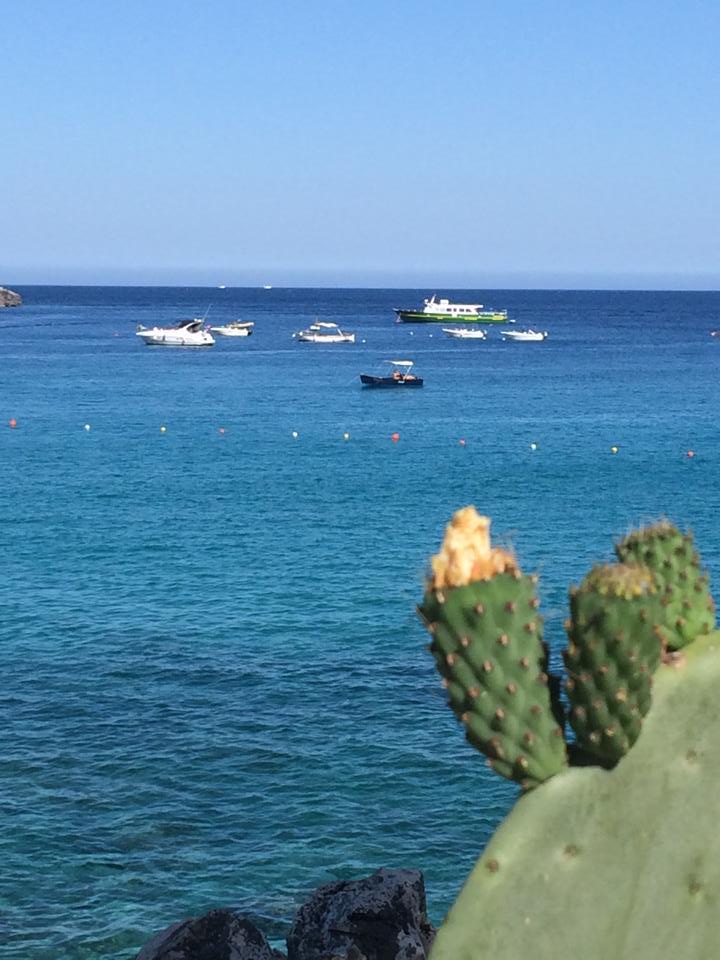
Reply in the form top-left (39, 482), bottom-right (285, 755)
top-left (263, 284), bottom-right (272, 290)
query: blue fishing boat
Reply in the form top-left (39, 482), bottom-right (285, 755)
top-left (360, 360), bottom-right (424, 388)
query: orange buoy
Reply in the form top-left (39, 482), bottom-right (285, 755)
top-left (687, 450), bottom-right (695, 458)
top-left (8, 418), bottom-right (17, 429)
top-left (391, 432), bottom-right (400, 443)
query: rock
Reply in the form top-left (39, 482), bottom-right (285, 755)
top-left (0, 287), bottom-right (21, 307)
top-left (135, 909), bottom-right (286, 960)
top-left (286, 869), bottom-right (435, 960)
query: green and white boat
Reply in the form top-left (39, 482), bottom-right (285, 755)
top-left (394, 294), bottom-right (507, 324)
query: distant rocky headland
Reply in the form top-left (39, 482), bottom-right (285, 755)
top-left (0, 286), bottom-right (22, 307)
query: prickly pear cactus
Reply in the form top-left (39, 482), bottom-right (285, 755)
top-left (564, 564), bottom-right (664, 762)
top-left (419, 508), bottom-right (566, 788)
top-left (422, 510), bottom-right (720, 960)
top-left (616, 521), bottom-right (715, 649)
top-left (430, 632), bottom-right (720, 960)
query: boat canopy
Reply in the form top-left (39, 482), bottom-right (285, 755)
top-left (386, 359), bottom-right (414, 367)
top-left (311, 322), bottom-right (340, 329)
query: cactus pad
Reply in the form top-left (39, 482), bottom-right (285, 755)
top-left (430, 632), bottom-right (720, 960)
top-left (616, 521), bottom-right (715, 650)
top-left (420, 508), bottom-right (566, 788)
top-left (564, 564), bottom-right (664, 762)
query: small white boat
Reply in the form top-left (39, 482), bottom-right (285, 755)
top-left (294, 321), bottom-right (356, 344)
top-left (210, 321), bottom-right (254, 338)
top-left (136, 319), bottom-right (215, 347)
top-left (442, 327), bottom-right (487, 340)
top-left (502, 329), bottom-right (548, 342)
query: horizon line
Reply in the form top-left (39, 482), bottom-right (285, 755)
top-left (4, 281), bottom-right (720, 293)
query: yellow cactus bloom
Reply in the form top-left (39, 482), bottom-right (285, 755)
top-left (429, 506), bottom-right (518, 590)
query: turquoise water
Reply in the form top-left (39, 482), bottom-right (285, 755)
top-left (3, 286), bottom-right (720, 958)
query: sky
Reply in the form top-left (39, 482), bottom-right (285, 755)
top-left (1, 0), bottom-right (719, 287)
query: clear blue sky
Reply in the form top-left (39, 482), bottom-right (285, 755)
top-left (1, 0), bottom-right (719, 287)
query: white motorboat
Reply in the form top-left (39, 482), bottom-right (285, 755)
top-left (210, 321), bottom-right (254, 337)
top-left (502, 329), bottom-right (548, 342)
top-left (136, 319), bottom-right (215, 347)
top-left (294, 321), bottom-right (356, 344)
top-left (442, 327), bottom-right (487, 340)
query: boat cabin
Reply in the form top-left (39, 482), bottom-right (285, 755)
top-left (423, 295), bottom-right (485, 316)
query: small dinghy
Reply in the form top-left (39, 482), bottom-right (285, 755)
top-left (360, 360), bottom-right (424, 388)
top-left (294, 321), bottom-right (356, 344)
top-left (502, 329), bottom-right (548, 342)
top-left (442, 327), bottom-right (487, 340)
top-left (210, 321), bottom-right (254, 337)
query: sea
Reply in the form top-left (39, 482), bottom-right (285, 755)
top-left (2, 286), bottom-right (720, 959)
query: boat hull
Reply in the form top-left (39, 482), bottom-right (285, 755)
top-left (360, 375), bottom-right (424, 388)
top-left (295, 334), bottom-right (355, 343)
top-left (136, 334), bottom-right (215, 346)
top-left (395, 309), bottom-right (507, 324)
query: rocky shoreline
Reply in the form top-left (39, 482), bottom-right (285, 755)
top-left (135, 868), bottom-right (436, 960)
top-left (0, 286), bottom-right (22, 307)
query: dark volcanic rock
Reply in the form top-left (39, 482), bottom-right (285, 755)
top-left (135, 909), bottom-right (286, 960)
top-left (0, 287), bottom-right (21, 307)
top-left (287, 869), bottom-right (435, 960)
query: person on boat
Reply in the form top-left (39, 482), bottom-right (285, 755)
top-left (392, 370), bottom-right (403, 380)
